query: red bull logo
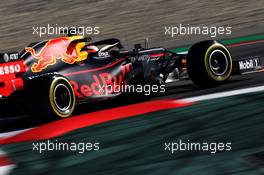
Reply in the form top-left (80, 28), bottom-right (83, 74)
top-left (71, 64), bottom-right (132, 98)
top-left (25, 36), bottom-right (88, 72)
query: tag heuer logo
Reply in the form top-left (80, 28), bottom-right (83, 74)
top-left (3, 54), bottom-right (9, 62)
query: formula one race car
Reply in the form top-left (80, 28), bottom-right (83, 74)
top-left (0, 34), bottom-right (263, 118)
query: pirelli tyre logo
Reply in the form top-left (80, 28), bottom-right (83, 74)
top-left (239, 57), bottom-right (261, 71)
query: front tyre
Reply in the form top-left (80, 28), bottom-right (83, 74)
top-left (24, 75), bottom-right (76, 119)
top-left (186, 40), bottom-right (233, 88)
top-left (48, 76), bottom-right (76, 118)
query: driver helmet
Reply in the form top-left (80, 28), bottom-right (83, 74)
top-left (86, 45), bottom-right (99, 53)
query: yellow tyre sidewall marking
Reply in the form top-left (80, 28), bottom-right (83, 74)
top-left (204, 43), bottom-right (233, 81)
top-left (49, 77), bottom-right (76, 118)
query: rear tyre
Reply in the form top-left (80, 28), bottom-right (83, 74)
top-left (186, 40), bottom-right (233, 88)
top-left (24, 75), bottom-right (76, 119)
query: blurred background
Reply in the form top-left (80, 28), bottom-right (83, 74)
top-left (0, 0), bottom-right (263, 51)
top-left (1, 1), bottom-right (264, 175)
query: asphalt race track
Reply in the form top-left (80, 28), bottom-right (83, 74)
top-left (1, 38), bottom-right (264, 175)
top-left (162, 40), bottom-right (264, 99)
top-left (1, 0), bottom-right (264, 174)
top-left (1, 38), bottom-right (264, 133)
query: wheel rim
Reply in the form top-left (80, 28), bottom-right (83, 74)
top-left (208, 49), bottom-right (228, 76)
top-left (53, 84), bottom-right (72, 114)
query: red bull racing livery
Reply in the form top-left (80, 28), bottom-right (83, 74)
top-left (0, 34), bottom-right (263, 118)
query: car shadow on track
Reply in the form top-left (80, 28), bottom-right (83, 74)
top-left (0, 76), bottom-right (253, 133)
top-left (0, 93), bottom-right (150, 133)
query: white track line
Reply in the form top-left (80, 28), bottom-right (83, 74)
top-left (1, 85), bottom-right (261, 174)
top-left (0, 165), bottom-right (15, 175)
top-left (0, 150), bottom-right (5, 155)
top-left (0, 150), bottom-right (15, 175)
top-left (1, 86), bottom-right (264, 139)
top-left (180, 85), bottom-right (264, 103)
top-left (0, 128), bottom-right (33, 139)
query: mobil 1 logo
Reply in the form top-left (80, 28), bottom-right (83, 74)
top-left (238, 57), bottom-right (261, 73)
